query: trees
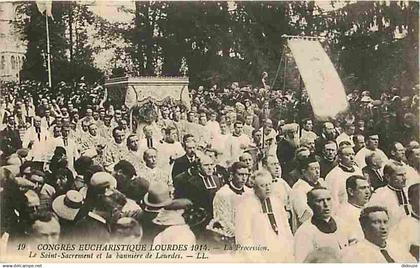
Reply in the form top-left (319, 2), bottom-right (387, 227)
top-left (323, 1), bottom-right (419, 96)
top-left (14, 1), bottom-right (418, 95)
top-left (15, 1), bottom-right (103, 86)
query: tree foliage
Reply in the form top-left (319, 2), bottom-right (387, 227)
top-left (15, 1), bottom-right (419, 95)
top-left (15, 1), bottom-right (103, 86)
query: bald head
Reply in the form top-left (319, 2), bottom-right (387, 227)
top-left (253, 170), bottom-right (272, 200)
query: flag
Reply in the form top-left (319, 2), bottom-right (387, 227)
top-left (287, 38), bottom-right (349, 120)
top-left (36, 0), bottom-right (53, 18)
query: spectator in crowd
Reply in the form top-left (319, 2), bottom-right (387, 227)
top-left (300, 118), bottom-right (317, 141)
top-left (352, 134), bottom-right (366, 154)
top-left (28, 212), bottom-right (60, 246)
top-left (172, 134), bottom-right (197, 179)
top-left (362, 152), bottom-right (386, 190)
top-left (110, 217), bottom-right (143, 244)
top-left (318, 140), bottom-right (338, 179)
top-left (0, 76), bottom-right (419, 262)
top-left (0, 116), bottom-right (22, 163)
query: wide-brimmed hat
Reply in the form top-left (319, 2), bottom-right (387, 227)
top-left (142, 182), bottom-right (173, 212)
top-left (52, 190), bottom-right (84, 221)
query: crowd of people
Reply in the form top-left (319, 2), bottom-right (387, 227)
top-left (0, 78), bottom-right (419, 262)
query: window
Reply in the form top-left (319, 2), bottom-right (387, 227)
top-left (11, 55), bottom-right (15, 70)
top-left (0, 56), bottom-right (4, 70)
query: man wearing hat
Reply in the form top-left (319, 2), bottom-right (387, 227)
top-left (74, 173), bottom-right (125, 244)
top-left (152, 208), bottom-right (196, 246)
top-left (52, 190), bottom-right (83, 241)
top-left (136, 182), bottom-right (173, 243)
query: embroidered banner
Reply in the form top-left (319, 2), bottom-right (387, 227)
top-left (288, 39), bottom-right (349, 119)
top-left (105, 77), bottom-right (190, 109)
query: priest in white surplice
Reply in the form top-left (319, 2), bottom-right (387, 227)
top-left (235, 170), bottom-right (294, 262)
top-left (336, 175), bottom-right (372, 244)
top-left (208, 162), bottom-right (251, 239)
top-left (342, 206), bottom-right (416, 263)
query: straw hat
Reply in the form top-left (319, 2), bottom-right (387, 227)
top-left (142, 182), bottom-right (173, 212)
top-left (52, 190), bottom-right (84, 221)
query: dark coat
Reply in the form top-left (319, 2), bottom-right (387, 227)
top-left (173, 170), bottom-right (224, 217)
top-left (276, 139), bottom-right (296, 174)
top-left (319, 157), bottom-right (338, 179)
top-left (362, 166), bottom-right (387, 191)
top-left (171, 154), bottom-right (194, 179)
top-left (0, 128), bottom-right (22, 158)
top-left (72, 212), bottom-right (110, 244)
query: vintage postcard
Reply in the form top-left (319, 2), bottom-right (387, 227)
top-left (0, 0), bottom-right (418, 264)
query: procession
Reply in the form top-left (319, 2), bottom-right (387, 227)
top-left (0, 0), bottom-right (419, 264)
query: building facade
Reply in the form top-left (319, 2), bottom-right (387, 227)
top-left (0, 2), bottom-right (26, 82)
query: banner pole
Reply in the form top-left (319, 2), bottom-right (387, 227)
top-left (46, 14), bottom-right (52, 88)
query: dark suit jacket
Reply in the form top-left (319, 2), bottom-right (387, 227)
top-left (276, 139), bottom-right (296, 174)
top-left (173, 170), bottom-right (224, 217)
top-left (72, 212), bottom-right (110, 244)
top-left (319, 157), bottom-right (338, 179)
top-left (172, 154), bottom-right (193, 179)
top-left (0, 128), bottom-right (22, 158)
top-left (362, 166), bottom-right (387, 190)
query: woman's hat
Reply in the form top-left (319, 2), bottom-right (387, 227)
top-left (52, 190), bottom-right (84, 221)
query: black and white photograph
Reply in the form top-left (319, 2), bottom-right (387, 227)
top-left (0, 0), bottom-right (418, 264)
